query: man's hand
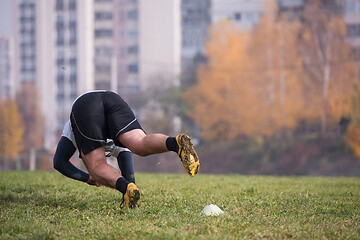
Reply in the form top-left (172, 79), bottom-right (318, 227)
top-left (87, 175), bottom-right (102, 187)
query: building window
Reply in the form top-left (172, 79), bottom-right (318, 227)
top-left (57, 30), bottom-right (64, 46)
top-left (57, 74), bottom-right (65, 84)
top-left (127, 29), bottom-right (138, 40)
top-left (69, 0), bottom-right (76, 10)
top-left (95, 64), bottom-right (111, 73)
top-left (95, 29), bottom-right (113, 38)
top-left (345, 1), bottom-right (360, 13)
top-left (95, 47), bottom-right (113, 56)
top-left (69, 30), bottom-right (77, 45)
top-left (347, 24), bottom-right (360, 37)
top-left (127, 10), bottom-right (138, 20)
top-left (69, 58), bottom-right (77, 66)
top-left (70, 74), bottom-right (77, 83)
top-left (95, 12), bottom-right (113, 20)
top-left (128, 64), bottom-right (138, 73)
top-left (56, 0), bottom-right (64, 11)
top-left (128, 45), bottom-right (138, 54)
top-left (69, 20), bottom-right (76, 29)
top-left (56, 16), bottom-right (64, 30)
top-left (234, 12), bottom-right (241, 21)
top-left (56, 58), bottom-right (65, 66)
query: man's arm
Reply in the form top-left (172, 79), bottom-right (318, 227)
top-left (53, 136), bottom-right (90, 182)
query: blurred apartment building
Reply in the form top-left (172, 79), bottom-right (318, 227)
top-left (180, 0), bottom-right (266, 75)
top-left (13, 0), bottom-right (181, 151)
top-left (13, 0), bottom-right (94, 149)
top-left (139, 0), bottom-right (181, 90)
top-left (11, 0), bottom-right (359, 151)
top-left (181, 0), bottom-right (211, 72)
top-left (181, 0), bottom-right (360, 70)
top-left (93, 0), bottom-right (181, 97)
top-left (180, 0), bottom-right (299, 74)
top-left (281, 0), bottom-right (360, 63)
top-left (0, 35), bottom-right (15, 99)
top-left (211, 0), bottom-right (264, 30)
top-left (341, 0), bottom-right (360, 62)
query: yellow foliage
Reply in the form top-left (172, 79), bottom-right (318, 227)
top-left (184, 20), bottom-right (255, 141)
top-left (248, 2), bottom-right (306, 134)
top-left (299, 1), bottom-right (358, 131)
top-left (0, 99), bottom-right (24, 158)
top-left (346, 84), bottom-right (360, 161)
top-left (346, 125), bottom-right (360, 160)
top-left (184, 2), bottom-right (307, 141)
top-left (184, 0), bottom-right (359, 142)
top-left (16, 82), bottom-right (44, 149)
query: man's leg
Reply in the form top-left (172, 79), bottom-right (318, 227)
top-left (81, 147), bottom-right (122, 188)
top-left (118, 151), bottom-right (135, 183)
top-left (118, 129), bottom-right (200, 176)
top-left (118, 129), bottom-right (169, 157)
top-left (81, 147), bottom-right (140, 208)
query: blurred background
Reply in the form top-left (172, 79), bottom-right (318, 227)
top-left (0, 0), bottom-right (360, 176)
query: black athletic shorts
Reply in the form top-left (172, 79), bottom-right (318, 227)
top-left (70, 91), bottom-right (143, 155)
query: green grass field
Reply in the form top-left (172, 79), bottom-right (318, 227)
top-left (0, 171), bottom-right (359, 239)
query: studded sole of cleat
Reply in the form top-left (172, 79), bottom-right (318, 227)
top-left (179, 135), bottom-right (199, 166)
top-left (129, 189), bottom-right (140, 209)
top-left (193, 163), bottom-right (200, 175)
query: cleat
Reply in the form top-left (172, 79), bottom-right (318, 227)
top-left (121, 183), bottom-right (140, 209)
top-left (176, 134), bottom-right (200, 177)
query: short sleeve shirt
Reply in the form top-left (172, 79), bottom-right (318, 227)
top-left (62, 120), bottom-right (77, 148)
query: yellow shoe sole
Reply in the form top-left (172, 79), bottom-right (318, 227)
top-left (176, 134), bottom-right (200, 177)
top-left (128, 188), bottom-right (140, 209)
top-left (123, 183), bottom-right (140, 209)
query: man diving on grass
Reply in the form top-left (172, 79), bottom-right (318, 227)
top-left (53, 90), bottom-right (200, 209)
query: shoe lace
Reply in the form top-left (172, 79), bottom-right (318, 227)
top-left (120, 195), bottom-right (125, 209)
top-left (178, 148), bottom-right (184, 161)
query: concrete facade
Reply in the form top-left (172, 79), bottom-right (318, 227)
top-left (139, 0), bottom-right (181, 90)
top-left (0, 35), bottom-right (15, 99)
top-left (14, 0), bottom-right (94, 150)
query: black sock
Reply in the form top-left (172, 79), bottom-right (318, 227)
top-left (116, 177), bottom-right (130, 195)
top-left (166, 137), bottom-right (179, 153)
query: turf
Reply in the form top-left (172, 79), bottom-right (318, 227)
top-left (0, 171), bottom-right (359, 239)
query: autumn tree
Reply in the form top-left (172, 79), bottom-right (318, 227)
top-left (16, 82), bottom-right (44, 150)
top-left (184, 20), bottom-right (256, 141)
top-left (184, 2), bottom-right (305, 141)
top-left (346, 84), bottom-right (360, 160)
top-left (184, 0), bottom-right (359, 142)
top-left (298, 0), bottom-right (359, 134)
top-left (0, 99), bottom-right (24, 169)
top-left (248, 1), bottom-right (305, 136)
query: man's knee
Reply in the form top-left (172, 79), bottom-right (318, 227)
top-left (134, 149), bottom-right (149, 157)
top-left (118, 129), bottom-right (147, 154)
top-left (126, 143), bottom-right (149, 157)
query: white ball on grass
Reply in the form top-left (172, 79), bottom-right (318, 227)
top-left (200, 204), bottom-right (224, 216)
